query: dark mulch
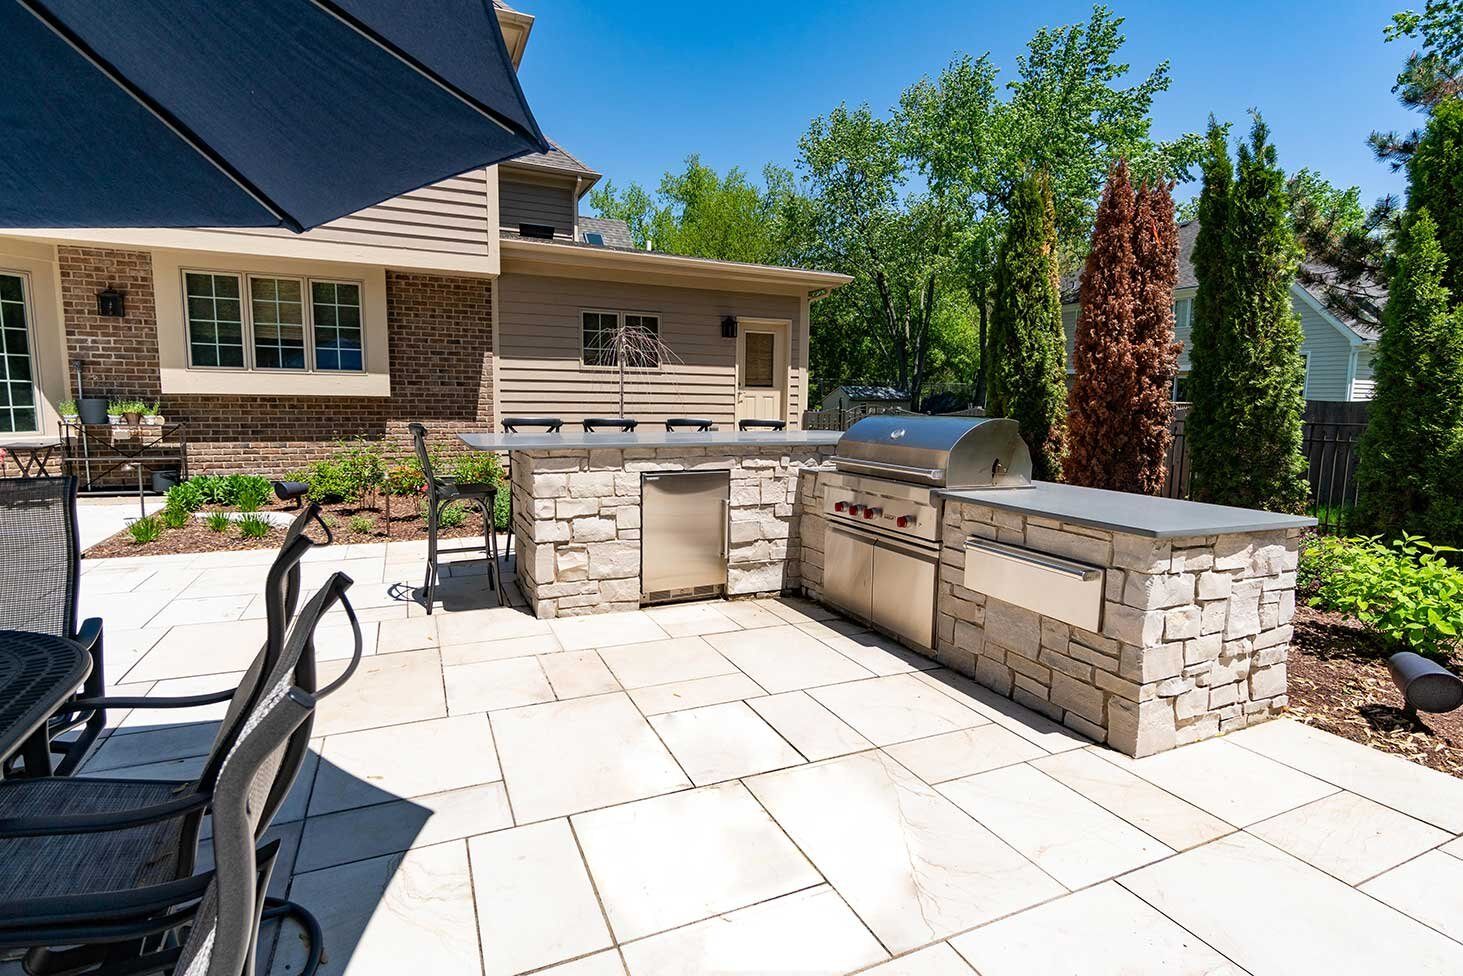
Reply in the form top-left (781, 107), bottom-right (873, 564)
top-left (84, 497), bottom-right (492, 559)
top-left (1288, 603), bottom-right (1463, 779)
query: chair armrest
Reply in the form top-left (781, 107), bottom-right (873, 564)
top-left (74, 617), bottom-right (103, 655)
top-left (0, 791), bottom-right (208, 838)
top-left (53, 688), bottom-right (234, 716)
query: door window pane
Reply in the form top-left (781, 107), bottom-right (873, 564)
top-left (0, 273), bottom-right (37, 432)
top-left (312, 280), bottom-right (363, 371)
top-left (744, 332), bottom-right (775, 388)
top-left (185, 272), bottom-right (245, 368)
top-left (250, 276), bottom-right (306, 370)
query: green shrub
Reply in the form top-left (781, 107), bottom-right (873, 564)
top-left (493, 488), bottom-right (509, 531)
top-left (127, 516), bottom-right (162, 544)
top-left (166, 480), bottom-right (205, 513)
top-left (160, 504), bottom-right (190, 529)
top-left (1303, 533), bottom-right (1463, 660)
top-left (232, 476), bottom-right (273, 513)
top-left (425, 500), bottom-right (468, 529)
top-left (205, 510), bottom-right (232, 533)
top-left (189, 475), bottom-right (228, 505)
top-left (237, 513), bottom-right (273, 539)
top-left (450, 451), bottom-right (504, 486)
top-left (348, 514), bottom-right (375, 534)
top-left (296, 440), bottom-right (386, 504)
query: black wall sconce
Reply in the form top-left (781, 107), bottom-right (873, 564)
top-left (721, 315), bottom-right (738, 339)
top-left (97, 287), bottom-right (125, 317)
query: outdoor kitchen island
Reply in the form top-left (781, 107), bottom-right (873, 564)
top-left (458, 428), bottom-right (840, 619)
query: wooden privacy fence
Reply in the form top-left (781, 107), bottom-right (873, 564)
top-left (805, 401), bottom-right (1371, 534)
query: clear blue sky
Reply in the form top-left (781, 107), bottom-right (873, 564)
top-left (515, 0), bottom-right (1419, 211)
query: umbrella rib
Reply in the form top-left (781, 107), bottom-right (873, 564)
top-left (14, 0), bottom-right (301, 230)
top-left (310, 0), bottom-right (549, 150)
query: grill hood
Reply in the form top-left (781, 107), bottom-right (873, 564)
top-left (832, 416), bottom-right (1033, 489)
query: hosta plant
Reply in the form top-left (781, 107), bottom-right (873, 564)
top-left (1304, 533), bottom-right (1463, 660)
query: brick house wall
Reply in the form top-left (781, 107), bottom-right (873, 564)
top-left (56, 246), bottom-right (494, 477)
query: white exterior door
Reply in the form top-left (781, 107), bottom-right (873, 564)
top-left (736, 321), bottom-right (787, 422)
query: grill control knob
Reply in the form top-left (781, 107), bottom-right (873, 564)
top-left (895, 515), bottom-right (911, 528)
top-left (848, 504), bottom-right (863, 517)
top-left (834, 501), bottom-right (848, 513)
top-left (863, 507), bottom-right (880, 520)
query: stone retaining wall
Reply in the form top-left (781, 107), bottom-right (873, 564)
top-left (936, 500), bottom-right (1299, 756)
top-left (512, 446), bottom-right (834, 618)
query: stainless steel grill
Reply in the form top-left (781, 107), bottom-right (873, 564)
top-left (821, 416), bottom-right (1033, 649)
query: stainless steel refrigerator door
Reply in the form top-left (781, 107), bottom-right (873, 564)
top-left (641, 471), bottom-right (730, 594)
top-left (823, 523), bottom-right (874, 624)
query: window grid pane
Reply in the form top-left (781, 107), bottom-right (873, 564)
top-left (0, 274), bottom-right (37, 432)
top-left (582, 312), bottom-right (618, 367)
top-left (623, 314), bottom-right (660, 368)
top-left (312, 280), bottom-right (363, 371)
top-left (185, 272), bottom-right (245, 368)
top-left (250, 277), bottom-right (306, 370)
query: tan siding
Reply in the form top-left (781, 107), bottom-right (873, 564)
top-left (208, 170), bottom-right (491, 256)
top-left (496, 273), bottom-right (803, 426)
top-left (500, 179), bottom-right (576, 238)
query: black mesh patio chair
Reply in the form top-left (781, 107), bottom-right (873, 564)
top-left (27, 504), bottom-right (330, 780)
top-left (738, 418), bottom-right (787, 431)
top-left (582, 417), bottom-right (637, 432)
top-left (0, 476), bottom-right (105, 776)
top-left (499, 418), bottom-right (563, 564)
top-left (665, 418), bottom-right (714, 432)
top-left (0, 567), bottom-right (362, 976)
top-left (409, 423), bottom-right (500, 613)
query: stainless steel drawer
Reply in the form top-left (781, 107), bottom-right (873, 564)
top-left (823, 524), bottom-right (873, 624)
top-left (963, 538), bottom-right (1104, 631)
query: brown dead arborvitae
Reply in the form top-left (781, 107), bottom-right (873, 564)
top-left (1064, 161), bottom-right (1140, 488)
top-left (1129, 180), bottom-right (1181, 495)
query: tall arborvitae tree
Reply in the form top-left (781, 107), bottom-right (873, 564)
top-left (1186, 116), bottom-right (1309, 512)
top-left (1128, 179), bottom-right (1182, 492)
top-left (989, 171), bottom-right (1068, 480)
top-left (1065, 163), bottom-right (1140, 487)
top-left (1065, 163), bottom-right (1180, 492)
top-left (1408, 98), bottom-right (1463, 297)
top-left (1355, 210), bottom-right (1463, 543)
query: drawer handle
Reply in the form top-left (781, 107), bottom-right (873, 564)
top-left (964, 539), bottom-right (1101, 581)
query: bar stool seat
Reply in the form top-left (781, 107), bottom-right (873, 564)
top-left (408, 423), bottom-right (500, 613)
top-left (738, 419), bottom-right (787, 431)
top-left (665, 418), bottom-right (714, 431)
top-left (583, 418), bottom-right (638, 432)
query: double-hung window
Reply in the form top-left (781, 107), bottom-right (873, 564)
top-left (0, 273), bottom-right (38, 433)
top-left (184, 270), bottom-right (364, 372)
top-left (581, 310), bottom-right (660, 368)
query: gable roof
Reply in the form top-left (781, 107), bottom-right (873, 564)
top-left (578, 215), bottom-right (634, 248)
top-left (1060, 219), bottom-right (1380, 341)
top-left (501, 137), bottom-right (600, 184)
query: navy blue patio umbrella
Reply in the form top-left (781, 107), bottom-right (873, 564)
top-left (0, 0), bottom-right (550, 231)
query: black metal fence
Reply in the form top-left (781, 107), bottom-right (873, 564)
top-left (806, 402), bottom-right (1369, 535)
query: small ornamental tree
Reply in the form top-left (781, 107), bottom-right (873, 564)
top-left (1355, 210), bottom-right (1463, 544)
top-left (1065, 162), bottom-right (1180, 493)
top-left (1186, 116), bottom-right (1309, 513)
top-left (989, 171), bottom-right (1068, 480)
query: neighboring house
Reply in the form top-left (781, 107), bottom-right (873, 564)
top-left (1060, 221), bottom-right (1381, 402)
top-left (820, 385), bottom-right (912, 412)
top-left (0, 1), bottom-right (848, 475)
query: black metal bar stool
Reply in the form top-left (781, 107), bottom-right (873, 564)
top-left (409, 423), bottom-right (500, 613)
top-left (583, 418), bottom-right (638, 432)
top-left (738, 418), bottom-right (787, 431)
top-left (500, 417), bottom-right (563, 564)
top-left (665, 418), bottom-right (714, 431)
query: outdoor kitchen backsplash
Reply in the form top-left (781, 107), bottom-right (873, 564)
top-left (799, 471), bottom-right (1300, 757)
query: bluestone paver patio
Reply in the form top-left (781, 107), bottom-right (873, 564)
top-left (53, 540), bottom-right (1463, 976)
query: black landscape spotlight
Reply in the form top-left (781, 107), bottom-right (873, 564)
top-left (1387, 651), bottom-right (1463, 715)
top-left (273, 480), bottom-right (310, 509)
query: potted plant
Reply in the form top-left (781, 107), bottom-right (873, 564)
top-left (58, 399), bottom-right (79, 424)
top-left (107, 400), bottom-right (124, 425)
top-left (143, 401), bottom-right (165, 425)
top-left (120, 399), bottom-right (145, 426)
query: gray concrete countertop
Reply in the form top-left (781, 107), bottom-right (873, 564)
top-left (458, 430), bottom-right (843, 451)
top-left (937, 481), bottom-right (1317, 538)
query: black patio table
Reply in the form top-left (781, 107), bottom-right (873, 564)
top-left (0, 629), bottom-right (90, 777)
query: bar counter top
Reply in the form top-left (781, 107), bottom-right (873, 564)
top-left (459, 429), bottom-right (843, 451)
top-left (936, 481), bottom-right (1317, 539)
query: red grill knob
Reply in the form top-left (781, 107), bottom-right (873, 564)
top-left (834, 501), bottom-right (848, 513)
top-left (863, 507), bottom-right (879, 520)
top-left (896, 515), bottom-right (910, 528)
top-left (847, 504), bottom-right (863, 516)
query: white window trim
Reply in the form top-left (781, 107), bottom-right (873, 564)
top-left (0, 268), bottom-right (41, 434)
top-left (182, 267), bottom-right (366, 376)
top-left (579, 308), bottom-right (663, 371)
